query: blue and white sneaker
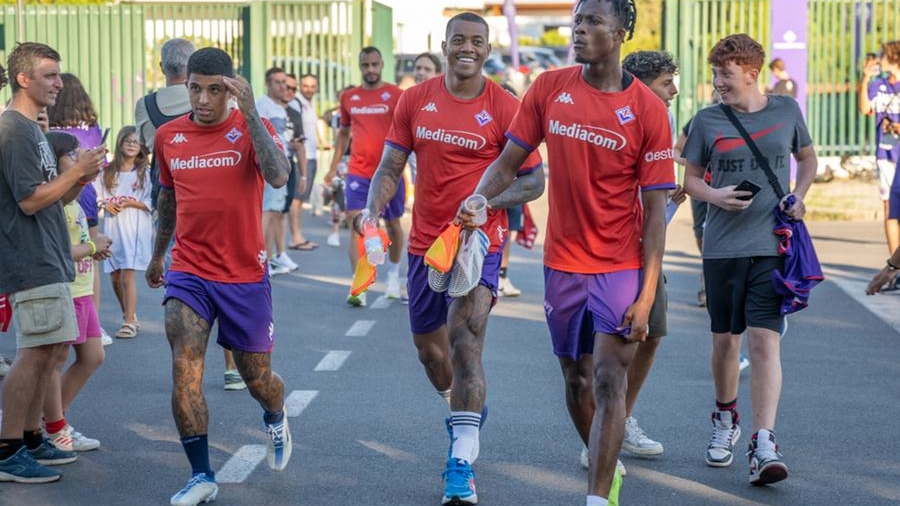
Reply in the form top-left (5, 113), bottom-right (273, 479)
top-left (27, 440), bottom-right (77, 465)
top-left (0, 446), bottom-right (62, 483)
top-left (442, 458), bottom-right (477, 505)
top-left (265, 409), bottom-right (292, 471)
top-left (170, 473), bottom-right (218, 506)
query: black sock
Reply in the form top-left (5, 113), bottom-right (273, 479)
top-left (715, 398), bottom-right (737, 412)
top-left (23, 429), bottom-right (44, 450)
top-left (0, 439), bottom-right (24, 460)
top-left (499, 267), bottom-right (508, 278)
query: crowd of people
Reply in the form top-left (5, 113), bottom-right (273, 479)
top-left (1, 0), bottom-right (899, 505)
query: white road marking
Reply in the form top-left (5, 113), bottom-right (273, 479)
top-left (825, 266), bottom-right (900, 332)
top-left (284, 390), bottom-right (319, 417)
top-left (314, 350), bottom-right (352, 371)
top-left (357, 440), bottom-right (420, 462)
top-left (370, 295), bottom-right (392, 309)
top-left (345, 320), bottom-right (375, 336)
top-left (216, 444), bottom-right (267, 484)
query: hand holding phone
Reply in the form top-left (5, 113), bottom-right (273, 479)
top-left (100, 127), bottom-right (111, 145)
top-left (734, 179), bottom-right (762, 201)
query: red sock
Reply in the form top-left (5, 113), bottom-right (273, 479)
top-left (45, 418), bottom-right (66, 435)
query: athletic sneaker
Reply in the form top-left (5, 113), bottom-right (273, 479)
top-left (622, 416), bottom-right (663, 457)
top-left (275, 252), bottom-right (299, 272)
top-left (449, 229), bottom-right (488, 298)
top-left (747, 429), bottom-right (788, 486)
top-left (268, 262), bottom-right (290, 276)
top-left (580, 446), bottom-right (626, 477)
top-left (497, 276), bottom-right (521, 297)
top-left (385, 270), bottom-right (402, 299)
top-left (100, 328), bottom-right (114, 346)
top-left (46, 429), bottom-right (74, 452)
top-left (442, 458), bottom-right (477, 505)
top-left (0, 355), bottom-right (11, 377)
top-left (64, 425), bottom-right (100, 452)
top-left (327, 232), bottom-right (340, 247)
top-left (0, 446), bottom-right (62, 484)
top-left (27, 440), bottom-right (77, 465)
top-left (264, 410), bottom-right (292, 471)
top-left (170, 473), bottom-right (218, 506)
top-left (428, 267), bottom-right (451, 293)
top-left (706, 409), bottom-right (741, 467)
top-left (739, 354), bottom-right (750, 372)
top-left (224, 369), bottom-right (247, 391)
top-left (609, 467), bottom-right (623, 506)
top-left (346, 291), bottom-right (367, 307)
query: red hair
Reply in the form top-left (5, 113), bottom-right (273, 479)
top-left (708, 34), bottom-right (765, 72)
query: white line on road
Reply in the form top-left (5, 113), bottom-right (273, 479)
top-left (345, 320), bottom-right (375, 336)
top-left (370, 295), bottom-right (392, 309)
top-left (825, 266), bottom-right (900, 332)
top-left (216, 444), bottom-right (267, 484)
top-left (285, 390), bottom-right (319, 417)
top-left (314, 350), bottom-right (352, 371)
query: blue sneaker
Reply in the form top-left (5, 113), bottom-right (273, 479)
top-left (264, 409), bottom-right (292, 471)
top-left (0, 446), bottom-right (62, 483)
top-left (442, 458), bottom-right (477, 505)
top-left (27, 440), bottom-right (77, 465)
top-left (170, 473), bottom-right (218, 506)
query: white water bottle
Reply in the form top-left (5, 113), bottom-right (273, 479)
top-left (361, 209), bottom-right (385, 266)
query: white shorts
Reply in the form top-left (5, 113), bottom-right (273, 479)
top-left (877, 158), bottom-right (896, 201)
top-left (262, 182), bottom-right (287, 212)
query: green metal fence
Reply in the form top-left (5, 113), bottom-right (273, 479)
top-left (0, 0), bottom-right (379, 136)
top-left (663, 0), bottom-right (900, 156)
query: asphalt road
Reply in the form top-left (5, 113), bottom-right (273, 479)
top-left (2, 194), bottom-right (899, 506)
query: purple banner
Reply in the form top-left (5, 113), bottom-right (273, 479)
top-left (504, 0), bottom-right (519, 70)
top-left (770, 1), bottom-right (809, 117)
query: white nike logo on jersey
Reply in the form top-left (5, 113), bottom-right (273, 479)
top-left (421, 102), bottom-right (438, 112)
top-left (172, 133), bottom-right (187, 144)
top-left (554, 92), bottom-right (574, 104)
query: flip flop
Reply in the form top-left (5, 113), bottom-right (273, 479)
top-left (115, 322), bottom-right (139, 339)
top-left (289, 240), bottom-right (318, 251)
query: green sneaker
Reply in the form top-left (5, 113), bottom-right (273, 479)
top-left (608, 467), bottom-right (623, 506)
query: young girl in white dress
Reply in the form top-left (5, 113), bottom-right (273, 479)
top-left (95, 126), bottom-right (153, 339)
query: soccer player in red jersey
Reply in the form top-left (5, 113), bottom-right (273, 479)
top-left (459, 2), bottom-right (675, 505)
top-left (325, 46), bottom-right (405, 307)
top-left (145, 47), bottom-right (293, 506)
top-left (361, 13), bottom-right (544, 505)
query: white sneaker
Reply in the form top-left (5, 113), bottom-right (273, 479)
top-left (385, 271), bottom-right (402, 299)
top-left (346, 291), bottom-right (367, 307)
top-left (497, 276), bottom-right (522, 297)
top-left (327, 232), bottom-right (340, 247)
top-left (739, 354), bottom-right (750, 372)
top-left (747, 429), bottom-right (788, 485)
top-left (275, 252), bottom-right (299, 272)
top-left (46, 429), bottom-right (74, 452)
top-left (269, 262), bottom-right (290, 276)
top-left (706, 409), bottom-right (741, 467)
top-left (622, 416), bottom-right (663, 457)
top-left (100, 328), bottom-right (114, 346)
top-left (580, 446), bottom-right (627, 477)
top-left (264, 410), bottom-right (292, 471)
top-left (170, 473), bottom-right (218, 506)
top-left (0, 355), bottom-right (11, 377)
top-left (64, 425), bottom-right (100, 452)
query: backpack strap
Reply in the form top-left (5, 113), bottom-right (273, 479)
top-left (719, 103), bottom-right (785, 199)
top-left (145, 91), bottom-right (181, 128)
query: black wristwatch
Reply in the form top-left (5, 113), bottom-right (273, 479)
top-left (887, 259), bottom-right (900, 271)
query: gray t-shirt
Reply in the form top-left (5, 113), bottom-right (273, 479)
top-left (0, 110), bottom-right (74, 293)
top-left (682, 95), bottom-right (812, 259)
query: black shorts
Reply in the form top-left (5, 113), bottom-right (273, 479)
top-left (703, 256), bottom-right (784, 335)
top-left (690, 197), bottom-right (707, 240)
top-left (647, 272), bottom-right (667, 338)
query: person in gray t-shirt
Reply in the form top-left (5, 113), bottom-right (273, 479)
top-left (0, 42), bottom-right (105, 482)
top-left (682, 34), bottom-right (817, 487)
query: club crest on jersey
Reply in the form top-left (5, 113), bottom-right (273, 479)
top-left (616, 106), bottom-right (635, 125)
top-left (381, 91), bottom-right (392, 101)
top-left (225, 127), bottom-right (242, 144)
top-left (475, 109), bottom-right (493, 127)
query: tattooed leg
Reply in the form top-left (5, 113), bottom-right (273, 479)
top-left (165, 298), bottom-right (211, 437)
top-left (232, 351), bottom-right (284, 413)
top-left (446, 285), bottom-right (493, 412)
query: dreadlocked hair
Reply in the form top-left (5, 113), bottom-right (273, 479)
top-left (576, 0), bottom-right (637, 40)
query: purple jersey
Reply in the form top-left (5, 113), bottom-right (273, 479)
top-left (868, 77), bottom-right (900, 163)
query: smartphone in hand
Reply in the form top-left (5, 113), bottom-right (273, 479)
top-left (734, 179), bottom-right (762, 201)
top-left (100, 127), bottom-right (111, 145)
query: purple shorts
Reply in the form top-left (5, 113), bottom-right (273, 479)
top-left (70, 295), bottom-right (101, 345)
top-left (163, 270), bottom-right (275, 353)
top-left (345, 174), bottom-right (406, 221)
top-left (407, 252), bottom-right (501, 335)
top-left (543, 267), bottom-right (641, 360)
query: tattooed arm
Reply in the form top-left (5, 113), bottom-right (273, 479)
top-left (224, 76), bottom-right (290, 188)
top-left (146, 187), bottom-right (176, 288)
top-left (352, 146), bottom-right (409, 233)
top-left (486, 163), bottom-right (545, 209)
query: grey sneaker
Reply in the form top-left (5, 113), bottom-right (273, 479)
top-left (748, 429), bottom-right (788, 486)
top-left (706, 409), bottom-right (741, 467)
top-left (622, 416), bottom-right (663, 457)
top-left (224, 369), bottom-right (247, 391)
top-left (580, 446), bottom-right (627, 477)
top-left (0, 446), bottom-right (62, 483)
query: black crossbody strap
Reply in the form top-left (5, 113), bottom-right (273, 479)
top-left (719, 103), bottom-right (785, 199)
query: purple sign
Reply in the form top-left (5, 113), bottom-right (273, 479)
top-left (770, 1), bottom-right (808, 117)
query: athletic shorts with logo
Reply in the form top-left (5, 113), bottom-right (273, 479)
top-left (407, 253), bottom-right (501, 334)
top-left (703, 256), bottom-right (784, 335)
top-left (164, 270), bottom-right (275, 353)
top-left (345, 174), bottom-right (406, 221)
top-left (544, 268), bottom-right (641, 360)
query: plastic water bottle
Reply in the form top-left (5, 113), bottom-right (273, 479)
top-left (361, 210), bottom-right (385, 266)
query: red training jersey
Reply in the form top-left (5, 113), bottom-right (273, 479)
top-left (386, 77), bottom-right (543, 255)
top-left (507, 66), bottom-right (676, 274)
top-left (340, 83), bottom-right (402, 179)
top-left (157, 109), bottom-right (282, 283)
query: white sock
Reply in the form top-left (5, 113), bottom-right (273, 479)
top-left (388, 261), bottom-right (400, 276)
top-left (450, 411), bottom-right (480, 463)
top-left (586, 496), bottom-right (608, 506)
top-left (438, 389), bottom-right (452, 408)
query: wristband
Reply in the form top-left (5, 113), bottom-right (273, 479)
top-left (887, 259), bottom-right (900, 271)
top-left (77, 180), bottom-right (89, 186)
top-left (86, 241), bottom-right (97, 256)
